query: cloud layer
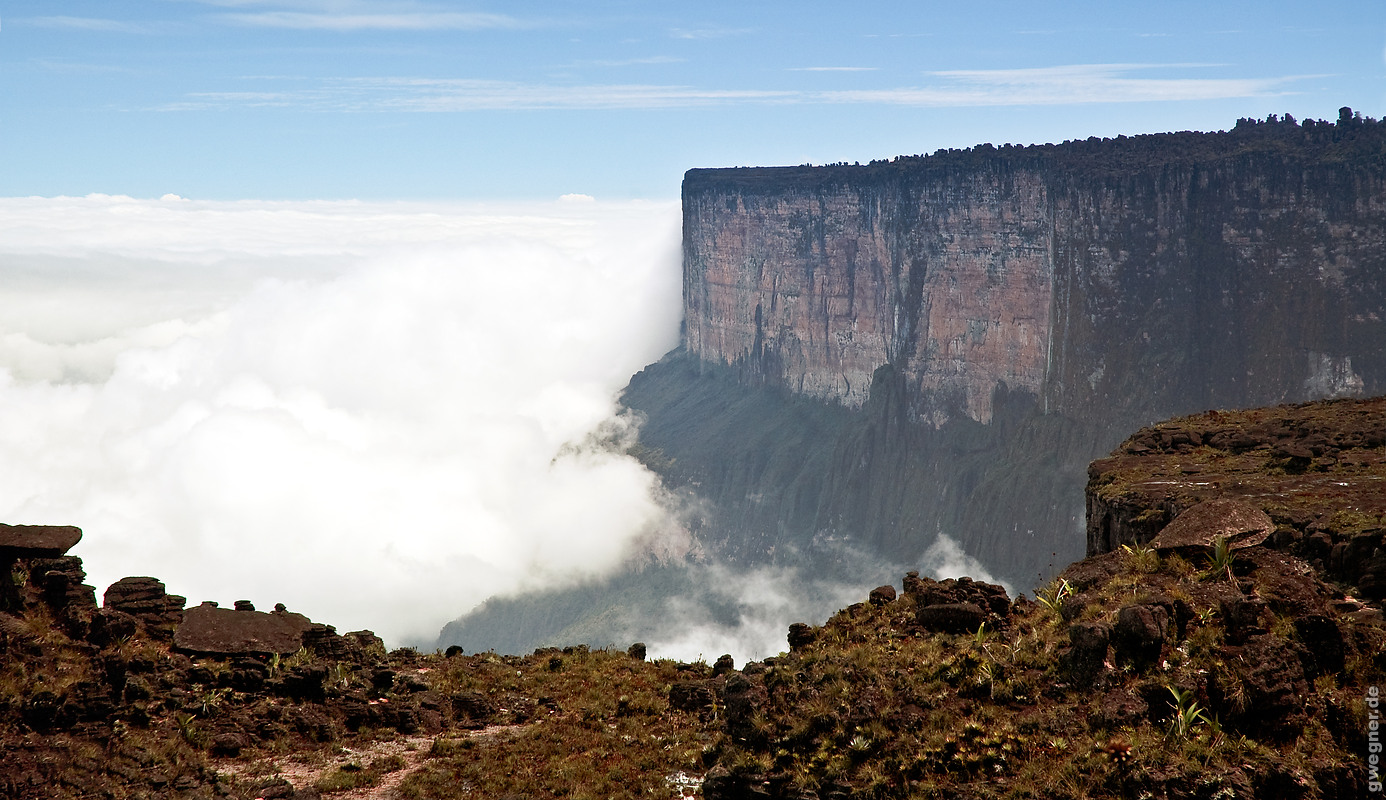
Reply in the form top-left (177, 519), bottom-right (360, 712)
top-left (0, 195), bottom-right (683, 644)
top-left (158, 64), bottom-right (1308, 113)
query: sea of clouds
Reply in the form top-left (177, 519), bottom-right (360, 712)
top-left (0, 193), bottom-right (685, 644)
top-left (0, 194), bottom-right (1014, 660)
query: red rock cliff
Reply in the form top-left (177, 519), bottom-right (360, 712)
top-left (682, 114), bottom-right (1386, 428)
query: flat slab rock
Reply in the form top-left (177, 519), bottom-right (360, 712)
top-left (0, 524), bottom-right (81, 558)
top-left (1149, 498), bottom-right (1273, 551)
top-left (173, 604), bottom-right (314, 656)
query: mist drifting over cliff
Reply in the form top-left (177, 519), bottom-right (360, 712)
top-left (0, 194), bottom-right (685, 643)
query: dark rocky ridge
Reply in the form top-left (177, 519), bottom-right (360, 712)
top-left (1086, 394), bottom-right (1386, 603)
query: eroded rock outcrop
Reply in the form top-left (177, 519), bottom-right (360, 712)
top-left (173, 603), bottom-right (313, 656)
top-left (1086, 395), bottom-right (1386, 601)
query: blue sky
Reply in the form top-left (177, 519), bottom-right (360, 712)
top-left (2, 1), bottom-right (1383, 200)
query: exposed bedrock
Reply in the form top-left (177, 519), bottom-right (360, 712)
top-left (651, 114), bottom-right (1386, 588)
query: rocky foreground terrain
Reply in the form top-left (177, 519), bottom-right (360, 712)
top-left (2, 395), bottom-right (1384, 799)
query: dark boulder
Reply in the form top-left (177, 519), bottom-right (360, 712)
top-left (868, 585), bottom-right (897, 606)
top-left (451, 691), bottom-right (499, 728)
top-left (1148, 498), bottom-right (1273, 552)
top-left (1220, 597), bottom-right (1268, 644)
top-left (787, 622), bottom-right (815, 651)
top-left (280, 666), bottom-right (327, 703)
top-left (668, 681), bottom-right (716, 713)
top-left (1066, 622), bottom-right (1111, 683)
top-left (1111, 604), bottom-right (1169, 670)
top-left (1293, 614), bottom-right (1346, 677)
top-left (1221, 634), bottom-right (1311, 740)
top-left (916, 602), bottom-right (985, 634)
top-left (723, 673), bottom-right (767, 740)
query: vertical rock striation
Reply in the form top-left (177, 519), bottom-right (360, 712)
top-left (683, 114), bottom-right (1385, 431)
top-left (635, 112), bottom-right (1386, 587)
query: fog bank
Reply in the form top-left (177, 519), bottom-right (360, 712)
top-left (0, 194), bottom-right (683, 643)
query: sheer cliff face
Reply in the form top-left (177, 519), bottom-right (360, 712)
top-left (684, 170), bottom-right (1053, 424)
top-left (683, 141), bottom-right (1386, 429)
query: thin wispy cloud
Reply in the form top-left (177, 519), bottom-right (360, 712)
top-left (162, 78), bottom-right (797, 111)
top-left (669, 26), bottom-right (753, 40)
top-left (158, 64), bottom-right (1309, 113)
top-left (583, 56), bottom-right (685, 68)
top-left (219, 11), bottom-right (525, 31)
top-left (896, 63), bottom-right (1310, 105)
top-left (26, 16), bottom-right (167, 34)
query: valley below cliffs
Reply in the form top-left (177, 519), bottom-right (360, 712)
top-left (439, 110), bottom-right (1386, 658)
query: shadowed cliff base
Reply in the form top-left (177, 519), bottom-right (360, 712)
top-left (439, 111), bottom-right (1386, 659)
top-left (436, 350), bottom-right (1098, 657)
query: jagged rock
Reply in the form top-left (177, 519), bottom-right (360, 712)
top-left (668, 681), bottom-right (715, 712)
top-left (1222, 634), bottom-right (1312, 739)
top-left (370, 668), bottom-right (396, 692)
top-left (1149, 499), bottom-right (1274, 551)
top-left (451, 691), bottom-right (499, 728)
top-left (233, 600), bottom-right (255, 611)
top-left (712, 653), bottom-right (735, 677)
top-left (173, 603), bottom-right (312, 656)
top-left (396, 673), bottom-right (429, 693)
top-left (343, 629), bottom-right (386, 664)
top-left (1066, 622), bottom-right (1111, 683)
top-left (787, 622), bottom-right (815, 651)
top-left (229, 656), bottom-right (269, 692)
top-left (0, 525), bottom-right (81, 559)
top-left (869, 585), bottom-right (897, 606)
top-left (702, 766), bottom-right (771, 800)
top-left (1220, 597), bottom-right (1268, 644)
top-left (916, 602), bottom-right (986, 634)
top-left (906, 576), bottom-right (1012, 620)
top-left (102, 577), bottom-right (185, 638)
top-left (1111, 604), bottom-right (1169, 669)
top-left (303, 623), bottom-right (347, 659)
top-left (1294, 614), bottom-right (1346, 677)
top-left (723, 673), bottom-right (767, 739)
top-left (280, 666), bottom-right (328, 702)
top-left (29, 556), bottom-right (97, 613)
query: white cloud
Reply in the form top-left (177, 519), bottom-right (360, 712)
top-left (668, 26), bottom-right (753, 40)
top-left (644, 562), bottom-right (871, 667)
top-left (882, 63), bottom-right (1308, 106)
top-left (25, 16), bottom-right (169, 34)
top-left (0, 195), bottom-right (684, 645)
top-left (164, 78), bottom-right (796, 112)
top-left (582, 56), bottom-right (685, 68)
top-left (919, 534), bottom-right (1013, 596)
top-left (158, 64), bottom-right (1310, 113)
top-left (219, 11), bottom-right (525, 31)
